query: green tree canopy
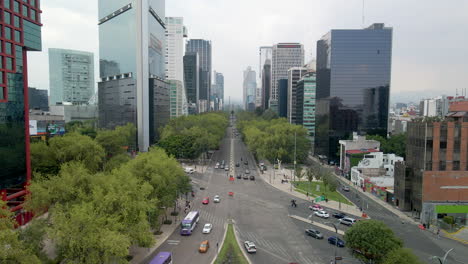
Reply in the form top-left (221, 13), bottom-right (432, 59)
top-left (382, 248), bottom-right (422, 264)
top-left (344, 219), bottom-right (403, 263)
top-left (95, 123), bottom-right (136, 158)
top-left (367, 133), bottom-right (406, 158)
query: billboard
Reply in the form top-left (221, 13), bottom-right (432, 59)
top-left (29, 120), bottom-right (66, 136)
top-left (29, 120), bottom-right (38, 135)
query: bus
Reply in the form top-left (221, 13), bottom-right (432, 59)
top-left (150, 251), bottom-right (172, 264)
top-left (180, 211), bottom-right (199, 235)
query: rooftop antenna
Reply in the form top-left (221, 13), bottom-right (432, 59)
top-left (362, 0), bottom-right (365, 27)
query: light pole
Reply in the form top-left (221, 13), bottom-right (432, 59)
top-left (292, 131), bottom-right (297, 192)
top-left (430, 248), bottom-right (453, 264)
top-left (325, 222), bottom-right (339, 264)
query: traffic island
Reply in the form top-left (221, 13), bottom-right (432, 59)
top-left (214, 224), bottom-right (250, 264)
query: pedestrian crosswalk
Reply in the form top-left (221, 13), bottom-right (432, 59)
top-left (166, 239), bottom-right (180, 245)
top-left (198, 210), bottom-right (225, 227)
top-left (236, 229), bottom-right (317, 264)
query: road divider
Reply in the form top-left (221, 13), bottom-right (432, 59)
top-left (289, 214), bottom-right (345, 235)
top-left (213, 222), bottom-right (250, 264)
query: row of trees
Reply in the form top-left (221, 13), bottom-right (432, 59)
top-left (295, 165), bottom-right (338, 192)
top-left (158, 112), bottom-right (229, 159)
top-left (236, 111), bottom-right (311, 164)
top-left (1, 124), bottom-right (191, 263)
top-left (345, 219), bottom-right (422, 264)
top-left (366, 133), bottom-right (407, 158)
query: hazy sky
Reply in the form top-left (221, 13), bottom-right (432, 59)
top-left (28, 0), bottom-right (468, 102)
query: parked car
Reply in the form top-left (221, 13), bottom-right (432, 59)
top-left (237, 174), bottom-right (242, 179)
top-left (314, 210), bottom-right (330, 219)
top-left (339, 217), bottom-right (356, 226)
top-left (185, 168), bottom-right (194, 174)
top-left (342, 186), bottom-right (350, 192)
top-left (250, 175), bottom-right (255, 181)
top-left (243, 174), bottom-right (249, 180)
top-left (305, 229), bottom-right (323, 239)
top-left (220, 164), bottom-right (225, 170)
top-left (309, 204), bottom-right (323, 211)
top-left (225, 166), bottom-right (229, 171)
top-left (244, 160), bottom-right (249, 165)
top-left (333, 212), bottom-right (347, 219)
top-left (202, 223), bottom-right (212, 234)
top-left (328, 236), bottom-right (345, 247)
top-left (199, 240), bottom-right (210, 253)
top-left (236, 163), bottom-right (240, 167)
top-left (244, 241), bottom-right (257, 253)
top-left (202, 197), bottom-right (209, 204)
top-left (245, 169), bottom-right (250, 174)
top-left (214, 195), bottom-right (220, 203)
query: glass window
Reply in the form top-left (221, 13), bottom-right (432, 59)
top-left (14, 15), bottom-right (20, 27)
top-left (5, 42), bottom-right (12, 55)
top-left (4, 0), bottom-right (10, 9)
top-left (14, 1), bottom-right (20, 13)
top-left (5, 27), bottom-right (12, 40)
top-left (4, 11), bottom-right (11, 24)
top-left (6, 57), bottom-right (13, 70)
top-left (30, 9), bottom-right (35, 20)
top-left (14, 30), bottom-right (20, 42)
top-left (30, 0), bottom-right (35, 7)
top-left (0, 56), bottom-right (3, 68)
top-left (22, 5), bottom-right (27, 17)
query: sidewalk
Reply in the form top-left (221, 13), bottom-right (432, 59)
top-left (258, 164), bottom-right (363, 218)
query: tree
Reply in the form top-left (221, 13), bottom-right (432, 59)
top-left (30, 141), bottom-right (59, 175)
top-left (382, 248), bottom-right (422, 264)
top-left (306, 168), bottom-right (314, 196)
top-left (95, 123), bottom-right (136, 158)
top-left (261, 109), bottom-right (278, 120)
top-left (367, 134), bottom-right (407, 158)
top-left (295, 167), bottom-right (304, 181)
top-left (344, 219), bottom-right (403, 263)
top-left (103, 153), bottom-right (132, 171)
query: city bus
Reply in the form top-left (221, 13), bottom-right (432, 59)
top-left (180, 211), bottom-right (200, 235)
top-left (150, 251), bottom-right (172, 264)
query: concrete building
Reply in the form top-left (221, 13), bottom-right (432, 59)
top-left (169, 80), bottom-right (187, 118)
top-left (278, 79), bottom-right (288, 118)
top-left (315, 23), bottom-right (392, 161)
top-left (259, 46), bottom-right (272, 110)
top-left (243, 66), bottom-right (257, 111)
top-left (338, 133), bottom-right (381, 176)
top-left (287, 67), bottom-right (308, 124)
top-left (49, 48), bottom-right (94, 105)
top-left (98, 0), bottom-right (168, 151)
top-left (419, 96), bottom-right (466, 117)
top-left (0, 0), bottom-right (42, 225)
top-left (50, 104), bottom-right (97, 123)
top-left (29, 87), bottom-right (49, 111)
top-left (212, 71), bottom-right (224, 111)
top-left (271, 43), bottom-right (304, 111)
top-left (296, 72), bottom-right (317, 152)
top-left (394, 103), bottom-right (468, 227)
top-left (186, 39), bottom-right (211, 111)
top-left (183, 52), bottom-right (199, 114)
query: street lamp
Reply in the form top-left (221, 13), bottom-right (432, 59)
top-left (325, 221), bottom-right (340, 264)
top-left (429, 248), bottom-right (453, 264)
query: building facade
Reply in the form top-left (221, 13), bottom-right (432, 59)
top-left (338, 133), bottom-right (381, 176)
top-left (296, 72), bottom-right (317, 150)
top-left (29, 87), bottom-right (48, 111)
top-left (287, 67), bottom-right (308, 124)
top-left (243, 66), bottom-right (256, 111)
top-left (315, 23), bottom-right (392, 161)
top-left (169, 80), bottom-right (187, 118)
top-left (278, 79), bottom-right (288, 118)
top-left (183, 52), bottom-right (199, 114)
top-left (0, 0), bottom-right (42, 225)
top-left (212, 71), bottom-right (224, 111)
top-left (98, 0), bottom-right (167, 151)
top-left (271, 43), bottom-right (304, 110)
top-left (49, 48), bottom-right (94, 105)
top-left (186, 39), bottom-right (211, 111)
top-left (261, 59), bottom-right (271, 110)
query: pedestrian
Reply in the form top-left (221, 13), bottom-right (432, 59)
top-left (437, 228), bottom-right (440, 238)
top-left (306, 192), bottom-right (309, 197)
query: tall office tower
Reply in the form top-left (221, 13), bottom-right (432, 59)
top-left (255, 86), bottom-right (262, 108)
top-left (296, 72), bottom-right (317, 152)
top-left (98, 0), bottom-right (169, 152)
top-left (213, 71), bottom-right (224, 110)
top-left (271, 43), bottom-right (304, 111)
top-left (278, 79), bottom-right (288, 118)
top-left (243, 67), bottom-right (257, 111)
top-left (261, 59), bottom-right (272, 110)
top-left (0, 0), bottom-right (42, 225)
top-left (315, 23), bottom-right (392, 161)
top-left (165, 17), bottom-right (188, 118)
top-left (186, 39), bottom-right (211, 111)
top-left (29, 88), bottom-right (49, 111)
top-left (183, 52), bottom-right (199, 114)
top-left (49, 48), bottom-right (94, 105)
top-left (287, 67), bottom-right (308, 124)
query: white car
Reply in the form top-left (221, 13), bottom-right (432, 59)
top-left (244, 241), bottom-right (257, 253)
top-left (214, 195), bottom-right (220, 203)
top-left (339, 217), bottom-right (356, 226)
top-left (202, 223), bottom-right (212, 234)
top-left (314, 210), bottom-right (330, 219)
top-left (185, 167), bottom-right (194, 174)
top-left (225, 166), bottom-right (229, 171)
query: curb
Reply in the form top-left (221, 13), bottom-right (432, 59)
top-left (210, 221), bottom-right (229, 264)
top-left (233, 225), bottom-right (253, 264)
top-left (442, 230), bottom-right (468, 245)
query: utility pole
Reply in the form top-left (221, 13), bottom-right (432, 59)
top-left (292, 131), bottom-right (297, 192)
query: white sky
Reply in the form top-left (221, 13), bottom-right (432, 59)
top-left (28, 0), bottom-right (468, 102)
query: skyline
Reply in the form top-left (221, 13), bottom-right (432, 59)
top-left (27, 0), bottom-right (468, 102)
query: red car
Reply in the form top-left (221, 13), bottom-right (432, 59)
top-left (202, 197), bottom-right (209, 204)
top-left (309, 204), bottom-right (323, 211)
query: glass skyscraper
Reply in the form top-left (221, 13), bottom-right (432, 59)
top-left (183, 52), bottom-right (199, 114)
top-left (186, 39), bottom-right (212, 111)
top-left (243, 67), bottom-right (257, 111)
top-left (98, 0), bottom-right (168, 151)
top-left (296, 72), bottom-right (317, 153)
top-left (315, 23), bottom-right (393, 161)
top-left (49, 48), bottom-right (94, 105)
top-left (0, 0), bottom-right (42, 225)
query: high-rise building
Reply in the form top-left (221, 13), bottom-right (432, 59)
top-left (261, 59), bottom-right (272, 110)
top-left (0, 0), bottom-right (42, 225)
top-left (315, 23), bottom-right (393, 161)
top-left (394, 103), bottom-right (468, 225)
top-left (255, 86), bottom-right (262, 108)
top-left (98, 0), bottom-right (169, 151)
top-left (186, 39), bottom-right (211, 111)
top-left (287, 67), bottom-right (308, 124)
top-left (278, 79), bottom-right (288, 118)
top-left (183, 52), bottom-right (199, 114)
top-left (169, 80), bottom-right (187, 118)
top-left (49, 48), bottom-right (94, 105)
top-left (29, 87), bottom-right (49, 111)
top-left (243, 67), bottom-right (257, 111)
top-left (271, 43), bottom-right (304, 110)
top-left (212, 71), bottom-right (224, 111)
top-left (296, 72), bottom-right (317, 151)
